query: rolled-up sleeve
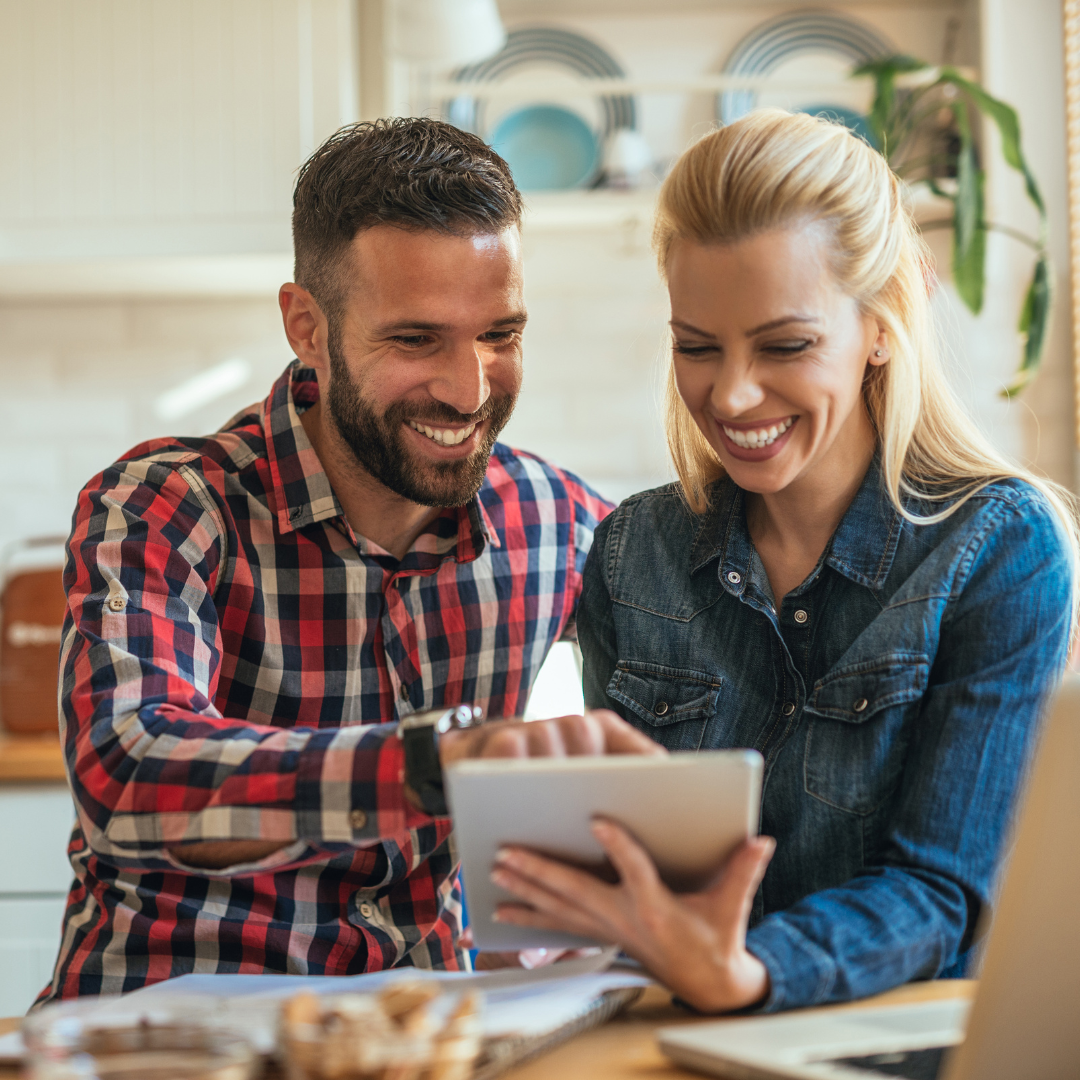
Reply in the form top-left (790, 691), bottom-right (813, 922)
top-left (62, 456), bottom-right (432, 877)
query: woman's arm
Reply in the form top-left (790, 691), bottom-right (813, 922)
top-left (578, 518), bottom-right (624, 714)
top-left (745, 491), bottom-right (1074, 1009)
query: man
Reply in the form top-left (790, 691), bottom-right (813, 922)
top-left (42, 118), bottom-right (654, 1002)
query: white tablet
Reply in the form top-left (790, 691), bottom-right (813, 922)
top-left (445, 750), bottom-right (763, 951)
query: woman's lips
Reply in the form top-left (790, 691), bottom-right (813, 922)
top-left (715, 416), bottom-right (798, 462)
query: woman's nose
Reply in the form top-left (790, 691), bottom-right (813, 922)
top-left (710, 360), bottom-right (765, 417)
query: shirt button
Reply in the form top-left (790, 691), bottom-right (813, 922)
top-left (793, 609), bottom-right (808, 624)
top-left (108, 597), bottom-right (125, 612)
top-left (782, 702), bottom-right (795, 716)
top-left (654, 701), bottom-right (669, 716)
top-left (358, 902), bottom-right (374, 919)
top-left (349, 808), bottom-right (367, 830)
top-left (853, 697), bottom-right (869, 713)
top-left (726, 571), bottom-right (741, 585)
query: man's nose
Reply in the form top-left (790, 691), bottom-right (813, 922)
top-left (710, 358), bottom-right (765, 418)
top-left (429, 340), bottom-right (490, 417)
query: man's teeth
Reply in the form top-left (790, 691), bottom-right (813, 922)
top-left (408, 420), bottom-right (477, 446)
top-left (722, 417), bottom-right (794, 449)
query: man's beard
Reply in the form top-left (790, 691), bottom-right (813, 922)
top-left (325, 344), bottom-right (517, 508)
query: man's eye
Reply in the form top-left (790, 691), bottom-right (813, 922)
top-left (393, 335), bottom-right (431, 347)
top-left (673, 342), bottom-right (716, 358)
top-left (481, 330), bottom-right (517, 343)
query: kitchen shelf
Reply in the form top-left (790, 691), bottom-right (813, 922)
top-left (0, 733), bottom-right (66, 783)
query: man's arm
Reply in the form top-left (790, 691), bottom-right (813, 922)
top-left (63, 454), bottom-right (434, 876)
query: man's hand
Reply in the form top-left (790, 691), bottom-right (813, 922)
top-left (439, 709), bottom-right (664, 765)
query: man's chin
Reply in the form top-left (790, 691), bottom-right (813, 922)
top-left (388, 446), bottom-right (493, 508)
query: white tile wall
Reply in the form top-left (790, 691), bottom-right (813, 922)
top-left (0, 235), bottom-right (674, 557)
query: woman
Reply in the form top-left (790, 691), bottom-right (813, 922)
top-left (488, 109), bottom-right (1077, 1013)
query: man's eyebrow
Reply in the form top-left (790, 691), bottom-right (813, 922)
top-left (373, 312), bottom-right (528, 335)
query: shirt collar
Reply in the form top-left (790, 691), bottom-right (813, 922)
top-left (261, 361), bottom-right (499, 562)
top-left (688, 453), bottom-right (903, 593)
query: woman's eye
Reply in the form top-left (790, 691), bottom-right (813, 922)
top-left (764, 339), bottom-right (813, 356)
top-left (673, 342), bottom-right (716, 358)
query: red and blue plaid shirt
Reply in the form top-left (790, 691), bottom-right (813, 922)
top-left (42, 362), bottom-right (611, 1002)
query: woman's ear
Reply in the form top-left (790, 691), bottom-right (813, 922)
top-left (868, 326), bottom-right (890, 367)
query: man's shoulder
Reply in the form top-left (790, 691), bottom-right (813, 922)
top-left (482, 443), bottom-right (613, 515)
top-left (111, 404), bottom-right (267, 484)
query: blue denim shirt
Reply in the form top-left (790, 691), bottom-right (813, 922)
top-left (578, 459), bottom-right (1072, 1011)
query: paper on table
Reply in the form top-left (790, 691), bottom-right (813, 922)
top-left (3, 949), bottom-right (650, 1061)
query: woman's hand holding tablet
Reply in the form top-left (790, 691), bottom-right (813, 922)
top-left (491, 823), bottom-right (775, 1013)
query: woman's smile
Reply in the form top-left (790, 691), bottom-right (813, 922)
top-left (717, 415), bottom-right (797, 460)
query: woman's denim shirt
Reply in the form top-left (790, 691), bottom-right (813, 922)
top-left (578, 460), bottom-right (1072, 1012)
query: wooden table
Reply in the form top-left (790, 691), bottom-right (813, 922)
top-left (0, 980), bottom-right (975, 1079)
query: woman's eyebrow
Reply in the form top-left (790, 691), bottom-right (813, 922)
top-left (670, 319), bottom-right (717, 338)
top-left (746, 315), bottom-right (821, 336)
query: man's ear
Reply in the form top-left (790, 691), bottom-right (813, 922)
top-left (279, 283), bottom-right (330, 373)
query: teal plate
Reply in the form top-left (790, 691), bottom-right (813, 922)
top-left (489, 104), bottom-right (599, 191)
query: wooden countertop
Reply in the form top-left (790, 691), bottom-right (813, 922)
top-left (0, 732), bottom-right (66, 782)
top-left (0, 980), bottom-right (976, 1079)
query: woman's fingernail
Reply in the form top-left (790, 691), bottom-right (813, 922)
top-left (491, 869), bottom-right (509, 888)
top-left (492, 910), bottom-right (504, 922)
top-left (494, 847), bottom-right (513, 865)
top-left (591, 820), bottom-right (610, 838)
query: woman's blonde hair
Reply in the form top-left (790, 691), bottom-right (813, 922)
top-left (655, 108), bottom-right (1079, 559)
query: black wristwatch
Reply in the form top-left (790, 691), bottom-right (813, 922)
top-left (397, 705), bottom-right (485, 816)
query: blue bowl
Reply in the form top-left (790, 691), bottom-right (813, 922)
top-left (489, 104), bottom-right (600, 191)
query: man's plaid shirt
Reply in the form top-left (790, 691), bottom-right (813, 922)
top-left (42, 362), bottom-right (611, 1002)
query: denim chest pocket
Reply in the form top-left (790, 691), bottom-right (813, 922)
top-left (803, 652), bottom-right (930, 816)
top-left (607, 660), bottom-right (721, 751)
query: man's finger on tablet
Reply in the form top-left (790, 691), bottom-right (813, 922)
top-left (591, 709), bottom-right (667, 755)
top-left (525, 720), bottom-right (568, 757)
top-left (474, 723), bottom-right (530, 759)
top-left (548, 711), bottom-right (605, 755)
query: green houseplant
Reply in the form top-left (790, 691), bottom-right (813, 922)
top-left (855, 57), bottom-right (1048, 396)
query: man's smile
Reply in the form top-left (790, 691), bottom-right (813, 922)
top-left (406, 418), bottom-right (479, 447)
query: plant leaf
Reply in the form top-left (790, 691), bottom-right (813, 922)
top-left (938, 67), bottom-right (1045, 218)
top-left (950, 103), bottom-right (986, 314)
top-left (852, 55), bottom-right (929, 158)
top-left (1002, 255), bottom-right (1052, 397)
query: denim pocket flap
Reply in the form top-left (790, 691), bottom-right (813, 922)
top-left (805, 652), bottom-right (930, 723)
top-left (607, 660), bottom-right (722, 727)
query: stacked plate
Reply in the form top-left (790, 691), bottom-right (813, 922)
top-left (446, 27), bottom-right (638, 191)
top-left (719, 10), bottom-right (893, 146)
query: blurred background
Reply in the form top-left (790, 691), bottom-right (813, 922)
top-left (0, 0), bottom-right (1073, 1014)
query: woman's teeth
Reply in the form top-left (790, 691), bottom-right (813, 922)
top-left (408, 420), bottom-right (477, 447)
top-left (722, 417), bottom-right (794, 449)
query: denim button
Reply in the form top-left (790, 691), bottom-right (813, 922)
top-left (853, 697), bottom-right (869, 713)
top-left (794, 609), bottom-right (809, 624)
top-left (782, 702), bottom-right (795, 716)
top-left (654, 701), bottom-right (669, 716)
top-left (726, 571), bottom-right (741, 585)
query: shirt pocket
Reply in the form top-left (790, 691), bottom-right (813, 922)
top-left (803, 652), bottom-right (930, 816)
top-left (606, 660), bottom-right (722, 751)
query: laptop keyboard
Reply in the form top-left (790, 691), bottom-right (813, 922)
top-left (829, 1046), bottom-right (948, 1078)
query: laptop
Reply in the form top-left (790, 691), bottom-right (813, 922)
top-left (658, 673), bottom-right (1080, 1080)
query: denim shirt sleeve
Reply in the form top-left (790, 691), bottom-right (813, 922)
top-left (579, 513), bottom-right (622, 712)
top-left (747, 491), bottom-right (1073, 1011)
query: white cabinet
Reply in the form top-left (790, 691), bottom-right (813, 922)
top-left (0, 0), bottom-right (361, 265)
top-left (0, 784), bottom-right (75, 1016)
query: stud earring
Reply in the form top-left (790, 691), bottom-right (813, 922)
top-left (874, 349), bottom-right (883, 357)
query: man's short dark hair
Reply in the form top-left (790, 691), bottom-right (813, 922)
top-left (292, 117), bottom-right (523, 323)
